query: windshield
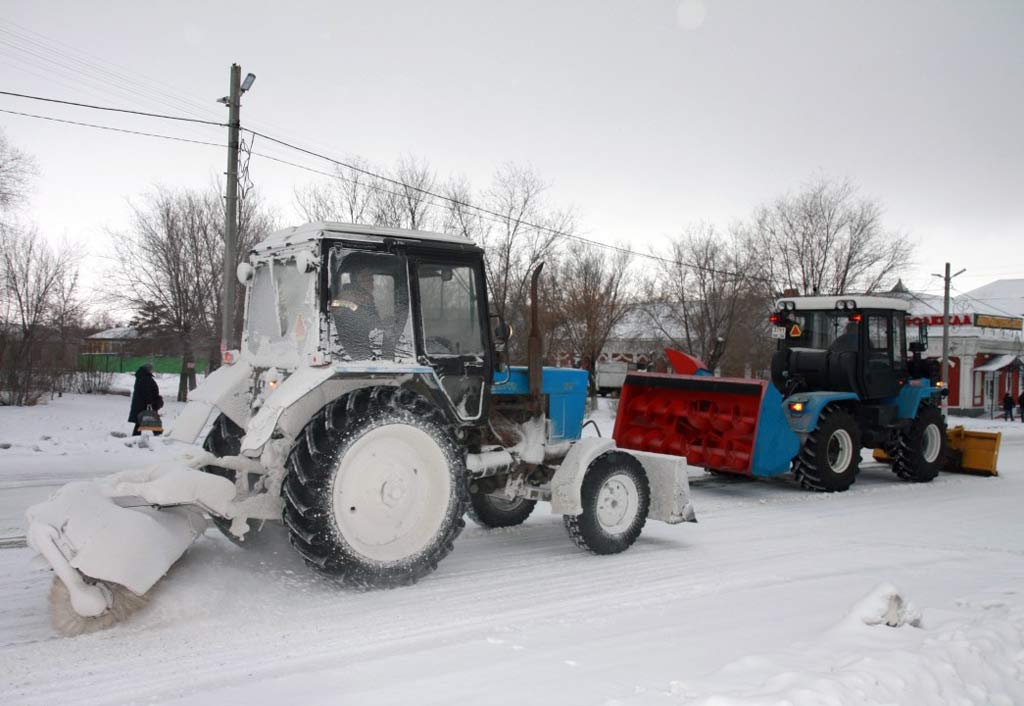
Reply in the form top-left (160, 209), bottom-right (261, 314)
top-left (245, 258), bottom-right (317, 366)
top-left (328, 247), bottom-right (415, 362)
top-left (780, 311), bottom-right (859, 351)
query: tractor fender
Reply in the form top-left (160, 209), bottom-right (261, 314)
top-left (891, 380), bottom-right (942, 420)
top-left (240, 366), bottom-right (346, 456)
top-left (167, 360), bottom-right (253, 445)
top-left (549, 438), bottom-right (616, 516)
top-left (239, 367), bottom-right (431, 456)
top-left (783, 391), bottom-right (859, 436)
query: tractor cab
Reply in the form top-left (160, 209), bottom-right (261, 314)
top-left (239, 222), bottom-right (494, 423)
top-left (770, 295), bottom-right (914, 401)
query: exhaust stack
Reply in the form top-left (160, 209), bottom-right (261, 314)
top-left (527, 262), bottom-right (544, 414)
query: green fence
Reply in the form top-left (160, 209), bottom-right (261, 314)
top-left (79, 354), bottom-right (208, 375)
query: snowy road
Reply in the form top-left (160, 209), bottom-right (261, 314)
top-left (1, 396), bottom-right (1022, 705)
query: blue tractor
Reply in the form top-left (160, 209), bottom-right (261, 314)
top-left (614, 295), bottom-right (948, 493)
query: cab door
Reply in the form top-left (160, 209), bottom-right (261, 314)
top-left (412, 256), bottom-right (492, 421)
top-left (861, 312), bottom-right (901, 399)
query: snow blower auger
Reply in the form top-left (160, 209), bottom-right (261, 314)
top-left (615, 295), bottom-right (952, 492)
top-left (27, 222), bottom-right (697, 634)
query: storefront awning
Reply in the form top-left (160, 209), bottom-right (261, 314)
top-left (974, 354), bottom-right (1023, 372)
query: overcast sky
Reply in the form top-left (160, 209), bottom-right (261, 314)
top-left (1, 1), bottom-right (1021, 310)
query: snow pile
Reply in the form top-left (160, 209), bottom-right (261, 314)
top-left (633, 584), bottom-right (1024, 706)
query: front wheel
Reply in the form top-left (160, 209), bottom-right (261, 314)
top-left (892, 402), bottom-right (946, 483)
top-left (201, 414), bottom-right (263, 545)
top-left (792, 405), bottom-right (861, 492)
top-left (283, 386), bottom-right (468, 588)
top-left (564, 451), bottom-right (650, 555)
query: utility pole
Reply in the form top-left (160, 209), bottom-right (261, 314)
top-left (933, 262), bottom-right (966, 415)
top-left (218, 64), bottom-right (255, 354)
top-left (220, 63), bottom-right (241, 355)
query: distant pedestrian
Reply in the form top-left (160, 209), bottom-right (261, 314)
top-left (1019, 391), bottom-right (1024, 423)
top-left (128, 363), bottom-right (163, 436)
top-left (1002, 392), bottom-right (1015, 422)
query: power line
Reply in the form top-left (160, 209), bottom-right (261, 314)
top-left (244, 127), bottom-right (761, 282)
top-left (0, 25), bottom-right (223, 123)
top-left (950, 284), bottom-right (1024, 319)
top-left (0, 89), bottom-right (226, 127)
top-left (0, 107), bottom-right (225, 148)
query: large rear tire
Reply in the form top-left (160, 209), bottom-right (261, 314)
top-left (792, 405), bottom-right (861, 492)
top-left (564, 451), bottom-right (650, 555)
top-left (892, 402), bottom-right (946, 483)
top-left (467, 493), bottom-right (536, 528)
top-left (282, 386), bottom-right (468, 588)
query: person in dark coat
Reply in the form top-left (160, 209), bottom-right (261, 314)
top-left (1019, 391), bottom-right (1024, 423)
top-left (1002, 392), bottom-right (1015, 422)
top-left (128, 363), bottom-right (163, 436)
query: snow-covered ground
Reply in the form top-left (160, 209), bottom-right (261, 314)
top-left (1, 395), bottom-right (1023, 705)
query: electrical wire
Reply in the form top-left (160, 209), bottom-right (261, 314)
top-left (0, 107), bottom-right (225, 148)
top-left (950, 284), bottom-right (1024, 319)
top-left (0, 23), bottom-right (226, 124)
top-left (244, 127), bottom-right (765, 282)
top-left (0, 89), bottom-right (226, 126)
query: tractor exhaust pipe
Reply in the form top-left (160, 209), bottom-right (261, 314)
top-left (528, 262), bottom-right (544, 414)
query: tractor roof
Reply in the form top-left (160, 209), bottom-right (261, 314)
top-left (776, 295), bottom-right (911, 312)
top-left (252, 222), bottom-right (475, 254)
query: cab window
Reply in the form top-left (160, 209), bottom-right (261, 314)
top-left (416, 263), bottom-right (484, 357)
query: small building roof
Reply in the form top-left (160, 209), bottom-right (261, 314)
top-left (974, 354), bottom-right (1023, 373)
top-left (87, 327), bottom-right (139, 340)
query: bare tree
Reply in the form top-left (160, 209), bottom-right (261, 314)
top-left (0, 129), bottom-right (36, 221)
top-left (552, 242), bottom-right (634, 393)
top-left (643, 223), bottom-right (753, 372)
top-left (111, 184), bottom-right (277, 400)
top-left (481, 164), bottom-right (571, 362)
top-left (394, 155), bottom-right (437, 231)
top-left (293, 157), bottom-right (376, 224)
top-left (440, 175), bottom-right (489, 242)
top-left (748, 176), bottom-right (912, 296)
top-left (0, 224), bottom-right (79, 404)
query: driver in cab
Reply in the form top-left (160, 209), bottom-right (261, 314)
top-left (331, 268), bottom-right (381, 360)
top-left (830, 320), bottom-right (859, 354)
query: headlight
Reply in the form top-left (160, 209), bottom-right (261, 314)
top-left (836, 301), bottom-right (847, 310)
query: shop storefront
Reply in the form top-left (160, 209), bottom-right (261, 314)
top-left (904, 308), bottom-right (1023, 417)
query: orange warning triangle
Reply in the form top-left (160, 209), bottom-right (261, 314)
top-left (789, 323), bottom-right (802, 337)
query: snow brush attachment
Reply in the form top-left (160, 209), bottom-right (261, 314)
top-left (49, 577), bottom-right (149, 637)
top-left (26, 471), bottom-right (214, 636)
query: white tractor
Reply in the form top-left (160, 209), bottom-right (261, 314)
top-left (28, 222), bottom-right (697, 634)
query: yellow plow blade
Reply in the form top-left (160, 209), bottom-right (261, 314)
top-left (871, 426), bottom-right (1001, 476)
top-left (944, 426), bottom-right (1000, 476)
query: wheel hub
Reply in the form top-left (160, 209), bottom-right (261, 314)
top-left (922, 424), bottom-right (942, 464)
top-left (827, 428), bottom-right (854, 474)
top-left (595, 473), bottom-right (639, 534)
top-left (332, 425), bottom-right (451, 563)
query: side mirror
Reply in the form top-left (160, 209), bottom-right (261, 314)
top-left (917, 323), bottom-right (928, 347)
top-left (494, 320), bottom-right (513, 349)
top-left (236, 262), bottom-right (254, 286)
